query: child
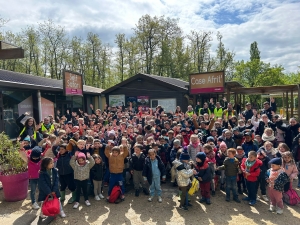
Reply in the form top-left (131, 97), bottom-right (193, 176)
top-left (129, 144), bottom-right (149, 197)
top-left (70, 151), bottom-right (95, 208)
top-left (173, 149), bottom-right (194, 210)
top-left (276, 143), bottom-right (290, 157)
top-left (91, 154), bottom-right (105, 200)
top-left (170, 149), bottom-right (183, 186)
top-left (143, 149), bottom-right (166, 203)
top-left (263, 141), bottom-right (277, 159)
top-left (241, 151), bottom-right (262, 206)
top-left (187, 134), bottom-right (203, 162)
top-left (203, 144), bottom-right (216, 195)
top-left (193, 152), bottom-right (213, 205)
top-left (266, 158), bottom-right (289, 214)
top-left (256, 149), bottom-right (270, 202)
top-left (38, 157), bottom-right (66, 218)
top-left (19, 146), bottom-right (42, 209)
top-left (105, 145), bottom-right (129, 200)
top-left (216, 141), bottom-right (227, 191)
top-left (55, 144), bottom-right (76, 204)
top-left (217, 148), bottom-right (241, 203)
top-left (282, 151), bottom-right (298, 191)
top-left (235, 146), bottom-right (247, 194)
top-left (262, 128), bottom-right (277, 147)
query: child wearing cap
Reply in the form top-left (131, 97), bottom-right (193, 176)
top-left (241, 151), bottom-right (262, 206)
top-left (193, 152), bottom-right (213, 205)
top-left (70, 151), bottom-right (95, 209)
top-left (266, 157), bottom-right (289, 214)
top-left (173, 149), bottom-right (194, 210)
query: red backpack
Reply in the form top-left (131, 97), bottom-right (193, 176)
top-left (283, 185), bottom-right (300, 206)
top-left (108, 186), bottom-right (122, 204)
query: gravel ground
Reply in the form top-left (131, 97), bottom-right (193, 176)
top-left (0, 180), bottom-right (300, 225)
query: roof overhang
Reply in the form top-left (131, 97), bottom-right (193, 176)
top-left (0, 41), bottom-right (24, 59)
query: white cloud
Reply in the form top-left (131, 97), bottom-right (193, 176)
top-left (0, 0), bottom-right (299, 72)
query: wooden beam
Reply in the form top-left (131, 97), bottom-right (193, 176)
top-left (0, 48), bottom-right (24, 59)
top-left (286, 91), bottom-right (289, 121)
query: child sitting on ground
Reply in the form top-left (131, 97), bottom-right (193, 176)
top-left (143, 149), bottom-right (166, 203)
top-left (173, 149), bottom-right (194, 211)
top-left (91, 154), bottom-right (105, 200)
top-left (70, 151), bottom-right (95, 209)
top-left (193, 152), bottom-right (213, 205)
top-left (241, 151), bottom-right (262, 206)
top-left (105, 145), bottom-right (129, 201)
top-left (217, 148), bottom-right (241, 203)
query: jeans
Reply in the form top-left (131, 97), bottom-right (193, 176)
top-left (75, 179), bottom-right (89, 202)
top-left (246, 180), bottom-right (257, 201)
top-left (108, 173), bottom-right (124, 196)
top-left (225, 176), bottom-right (238, 199)
top-left (30, 179), bottom-right (38, 204)
top-left (104, 168), bottom-right (110, 183)
top-left (256, 172), bottom-right (267, 195)
top-left (237, 174), bottom-right (246, 190)
top-left (149, 176), bottom-right (162, 197)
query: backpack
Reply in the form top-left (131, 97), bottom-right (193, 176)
top-left (108, 185), bottom-right (122, 204)
top-left (283, 185), bottom-right (300, 206)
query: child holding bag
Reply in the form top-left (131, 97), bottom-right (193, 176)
top-left (38, 157), bottom-right (66, 218)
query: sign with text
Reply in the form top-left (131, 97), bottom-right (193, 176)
top-left (189, 71), bottom-right (225, 94)
top-left (63, 70), bottom-right (83, 96)
top-left (41, 97), bottom-right (54, 120)
top-left (18, 96), bottom-right (33, 116)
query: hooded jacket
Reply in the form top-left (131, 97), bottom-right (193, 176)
top-left (142, 155), bottom-right (166, 185)
top-left (194, 158), bottom-right (212, 183)
top-left (241, 158), bottom-right (262, 182)
top-left (218, 157), bottom-right (240, 177)
top-left (70, 155), bottom-right (95, 181)
top-left (172, 159), bottom-right (194, 187)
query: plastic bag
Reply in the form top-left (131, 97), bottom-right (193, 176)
top-left (188, 177), bottom-right (199, 196)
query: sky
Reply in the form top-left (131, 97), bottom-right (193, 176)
top-left (0, 0), bottom-right (299, 73)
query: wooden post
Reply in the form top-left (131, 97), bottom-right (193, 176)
top-left (286, 91), bottom-right (289, 121)
top-left (227, 89), bottom-right (231, 105)
top-left (291, 90), bottom-right (294, 118)
top-left (282, 92), bottom-right (285, 116)
top-left (243, 95), bottom-right (245, 107)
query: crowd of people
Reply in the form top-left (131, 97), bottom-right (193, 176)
top-left (15, 97), bottom-right (300, 218)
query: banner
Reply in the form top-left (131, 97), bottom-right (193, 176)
top-left (189, 71), bottom-right (224, 94)
top-left (18, 96), bottom-right (33, 116)
top-left (41, 97), bottom-right (54, 120)
top-left (109, 95), bottom-right (125, 107)
top-left (137, 96), bottom-right (149, 112)
top-left (63, 70), bottom-right (83, 96)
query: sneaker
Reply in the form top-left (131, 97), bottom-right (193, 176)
top-left (148, 196), bottom-right (153, 202)
top-left (32, 202), bottom-right (40, 210)
top-left (99, 194), bottom-right (105, 199)
top-left (40, 213), bottom-right (47, 219)
top-left (95, 195), bottom-right (100, 201)
top-left (59, 210), bottom-right (66, 218)
top-left (158, 196), bottom-right (162, 203)
top-left (85, 200), bottom-right (91, 206)
top-left (73, 202), bottom-right (79, 209)
top-left (225, 196), bottom-right (230, 202)
top-left (249, 200), bottom-right (256, 206)
top-left (220, 184), bottom-right (225, 191)
top-left (143, 188), bottom-right (150, 195)
top-left (135, 189), bottom-right (140, 197)
top-left (242, 197), bottom-right (250, 201)
top-left (256, 195), bottom-right (260, 201)
top-left (121, 195), bottom-right (125, 200)
top-left (104, 182), bottom-right (108, 187)
top-left (233, 198), bottom-right (241, 203)
top-left (262, 195), bottom-right (269, 202)
top-left (178, 205), bottom-right (188, 211)
top-left (269, 205), bottom-right (276, 212)
top-left (276, 208), bottom-right (283, 215)
top-left (199, 197), bottom-right (206, 203)
top-left (206, 198), bottom-right (211, 205)
top-left (243, 189), bottom-right (248, 194)
top-left (238, 189), bottom-right (243, 195)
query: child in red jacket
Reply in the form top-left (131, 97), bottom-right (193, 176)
top-left (241, 150), bottom-right (262, 206)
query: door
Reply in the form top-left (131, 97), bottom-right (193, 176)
top-left (55, 100), bottom-right (73, 120)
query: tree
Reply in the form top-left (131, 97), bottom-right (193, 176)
top-left (115, 33), bottom-right (126, 81)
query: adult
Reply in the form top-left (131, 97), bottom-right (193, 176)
top-left (16, 113), bottom-right (39, 141)
top-left (199, 102), bottom-right (211, 116)
top-left (270, 97), bottom-right (277, 113)
top-left (194, 102), bottom-right (201, 116)
top-left (223, 102), bottom-right (236, 120)
top-left (241, 103), bottom-right (253, 121)
top-left (208, 98), bottom-right (215, 113)
top-left (39, 116), bottom-right (55, 134)
top-left (276, 118), bottom-right (300, 149)
top-left (213, 102), bottom-right (223, 119)
top-left (251, 111), bottom-right (276, 136)
top-left (260, 101), bottom-right (273, 121)
top-left (186, 105), bottom-right (194, 117)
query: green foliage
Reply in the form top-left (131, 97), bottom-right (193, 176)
top-left (0, 132), bottom-right (27, 176)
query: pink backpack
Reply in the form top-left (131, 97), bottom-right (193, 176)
top-left (283, 186), bottom-right (300, 206)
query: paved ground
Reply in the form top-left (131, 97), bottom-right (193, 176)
top-left (0, 180), bottom-right (300, 225)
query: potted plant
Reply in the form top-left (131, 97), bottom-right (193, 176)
top-left (0, 132), bottom-right (29, 202)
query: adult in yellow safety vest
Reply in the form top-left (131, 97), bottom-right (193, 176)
top-left (213, 102), bottom-right (223, 119)
top-left (186, 105), bottom-right (194, 117)
top-left (223, 102), bottom-right (237, 120)
top-left (16, 114), bottom-right (38, 141)
top-left (39, 117), bottom-right (55, 133)
top-left (199, 102), bottom-right (211, 116)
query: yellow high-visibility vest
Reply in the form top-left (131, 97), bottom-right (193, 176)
top-left (20, 127), bottom-right (37, 139)
top-left (214, 108), bottom-right (223, 119)
top-left (40, 123), bottom-right (55, 133)
top-left (186, 111), bottom-right (194, 117)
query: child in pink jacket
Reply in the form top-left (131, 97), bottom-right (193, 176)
top-left (282, 151), bottom-right (298, 191)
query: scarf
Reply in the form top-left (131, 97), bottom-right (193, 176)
top-left (262, 133), bottom-right (275, 142)
top-left (190, 141), bottom-right (200, 148)
top-left (236, 152), bottom-right (245, 160)
top-left (245, 159), bottom-right (256, 172)
top-left (265, 147), bottom-right (277, 156)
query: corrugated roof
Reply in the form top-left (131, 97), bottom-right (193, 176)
top-left (0, 69), bottom-right (104, 94)
top-left (142, 73), bottom-right (188, 90)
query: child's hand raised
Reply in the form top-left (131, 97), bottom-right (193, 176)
top-left (75, 151), bottom-right (80, 157)
top-left (86, 152), bottom-right (91, 159)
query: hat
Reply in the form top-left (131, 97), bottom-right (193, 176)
top-left (180, 128), bottom-right (186, 133)
top-left (232, 127), bottom-right (239, 132)
top-left (245, 102), bottom-right (251, 106)
top-left (108, 140), bottom-right (115, 144)
top-left (67, 121), bottom-right (73, 124)
top-left (263, 101), bottom-right (269, 105)
top-left (179, 149), bottom-right (190, 161)
top-left (31, 146), bottom-right (42, 158)
top-left (217, 137), bottom-right (224, 142)
top-left (220, 141), bottom-right (227, 148)
top-left (173, 139), bottom-right (181, 146)
top-left (77, 152), bottom-right (86, 160)
top-left (108, 130), bottom-right (116, 137)
top-left (222, 129), bottom-right (229, 133)
top-left (244, 132), bottom-right (251, 136)
top-left (196, 152), bottom-right (206, 161)
top-left (269, 157), bottom-right (282, 166)
top-left (23, 136), bottom-right (30, 142)
top-left (206, 136), bottom-right (214, 142)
